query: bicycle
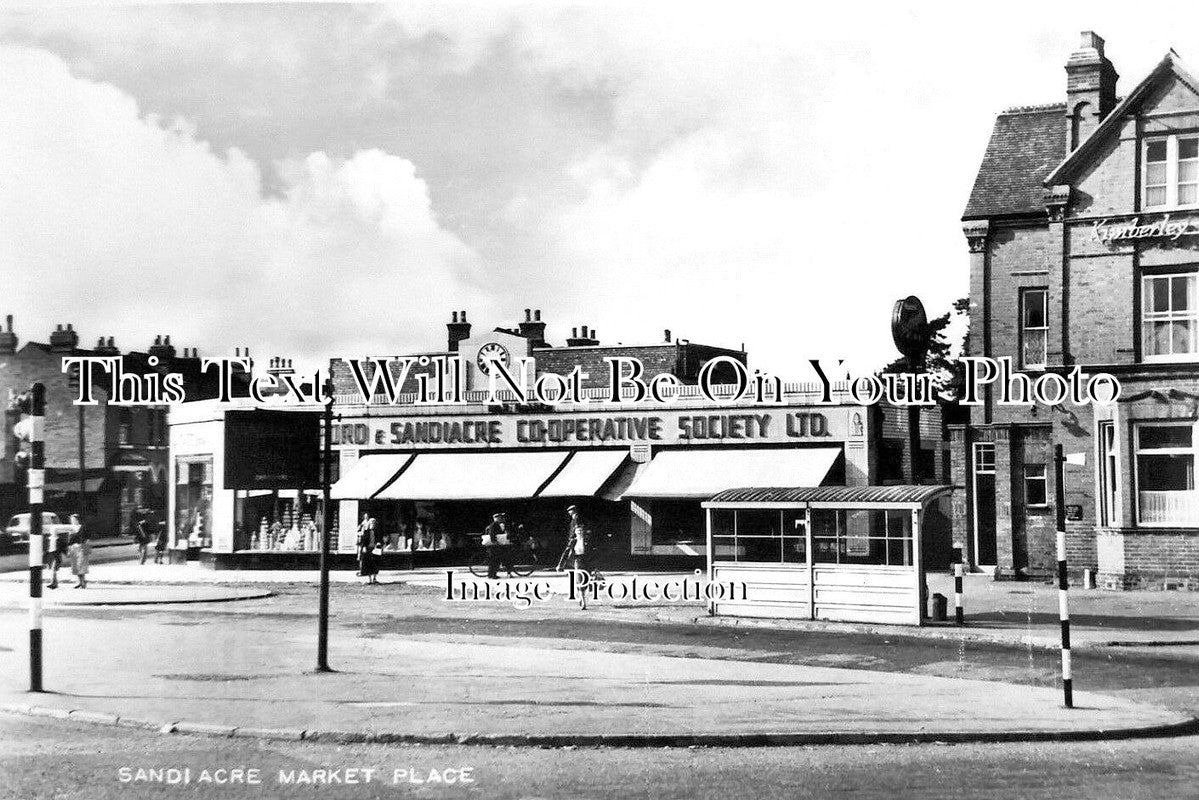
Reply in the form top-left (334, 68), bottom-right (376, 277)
top-left (467, 535), bottom-right (543, 578)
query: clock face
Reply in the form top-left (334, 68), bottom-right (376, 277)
top-left (476, 342), bottom-right (511, 376)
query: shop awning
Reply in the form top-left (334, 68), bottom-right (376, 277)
top-left (539, 450), bottom-right (630, 498)
top-left (623, 447), bottom-right (841, 499)
top-left (374, 451), bottom-right (570, 500)
top-left (705, 484), bottom-right (953, 508)
top-left (330, 454), bottom-right (414, 500)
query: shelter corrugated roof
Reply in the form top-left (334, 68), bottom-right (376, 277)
top-left (705, 485), bottom-right (953, 506)
top-left (962, 104), bottom-right (1066, 220)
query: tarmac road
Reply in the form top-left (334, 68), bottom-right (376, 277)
top-left (2, 713), bottom-right (1198, 800)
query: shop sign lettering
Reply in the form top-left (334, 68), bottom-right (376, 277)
top-left (331, 410), bottom-right (841, 449)
top-left (1093, 214), bottom-right (1199, 244)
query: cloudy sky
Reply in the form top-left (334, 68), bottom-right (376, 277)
top-left (4, 1), bottom-right (1199, 379)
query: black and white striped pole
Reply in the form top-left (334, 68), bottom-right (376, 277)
top-left (27, 383), bottom-right (46, 693)
top-left (1054, 444), bottom-right (1072, 709)
top-left (953, 561), bottom-right (965, 625)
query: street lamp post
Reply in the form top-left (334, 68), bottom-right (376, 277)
top-left (316, 377), bottom-right (334, 673)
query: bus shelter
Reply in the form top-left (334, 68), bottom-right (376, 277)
top-left (702, 485), bottom-right (953, 626)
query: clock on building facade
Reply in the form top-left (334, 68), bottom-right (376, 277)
top-left (476, 342), bottom-right (511, 376)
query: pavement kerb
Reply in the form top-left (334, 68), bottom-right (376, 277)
top-left (680, 612), bottom-right (1199, 653)
top-left (4, 703), bottom-right (1198, 749)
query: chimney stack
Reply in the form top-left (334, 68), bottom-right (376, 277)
top-left (517, 307), bottom-right (547, 347)
top-left (148, 333), bottom-right (176, 364)
top-left (95, 336), bottom-right (120, 356)
top-left (1066, 31), bottom-right (1118, 150)
top-left (0, 315), bottom-right (17, 355)
top-left (447, 310), bottom-right (471, 352)
top-left (566, 324), bottom-right (600, 347)
top-left (49, 323), bottom-right (79, 353)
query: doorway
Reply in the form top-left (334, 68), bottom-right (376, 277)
top-left (972, 442), bottom-right (997, 568)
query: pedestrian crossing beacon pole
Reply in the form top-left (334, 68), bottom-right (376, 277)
top-left (1054, 444), bottom-right (1072, 709)
top-left (27, 382), bottom-right (46, 693)
top-left (953, 561), bottom-right (964, 625)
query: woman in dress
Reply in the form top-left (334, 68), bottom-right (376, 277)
top-left (67, 514), bottom-right (90, 589)
top-left (357, 514), bottom-right (380, 584)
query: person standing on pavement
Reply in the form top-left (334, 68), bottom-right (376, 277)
top-left (133, 514), bottom-right (151, 565)
top-left (153, 520), bottom-right (168, 564)
top-left (483, 512), bottom-right (515, 579)
top-left (67, 514), bottom-right (90, 589)
top-left (358, 514), bottom-right (381, 585)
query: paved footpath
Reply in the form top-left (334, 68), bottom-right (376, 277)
top-left (3, 563), bottom-right (1199, 651)
top-left (0, 610), bottom-right (1190, 746)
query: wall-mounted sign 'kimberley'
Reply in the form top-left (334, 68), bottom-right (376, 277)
top-left (1093, 214), bottom-right (1199, 244)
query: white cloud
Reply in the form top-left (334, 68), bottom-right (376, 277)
top-left (0, 44), bottom-right (489, 370)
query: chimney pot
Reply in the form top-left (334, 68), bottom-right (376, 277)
top-left (525, 308), bottom-right (531, 321)
top-left (572, 327), bottom-right (578, 338)
top-left (66, 323), bottom-right (73, 331)
top-left (56, 324), bottom-right (63, 332)
top-left (164, 335), bottom-right (171, 345)
top-left (461, 310), bottom-right (467, 322)
top-left (5, 315), bottom-right (11, 332)
top-left (108, 336), bottom-right (114, 347)
top-left (97, 337), bottom-right (104, 347)
top-left (155, 335), bottom-right (162, 345)
top-left (452, 311), bottom-right (458, 323)
top-left (665, 329), bottom-right (672, 342)
top-left (534, 309), bottom-right (541, 321)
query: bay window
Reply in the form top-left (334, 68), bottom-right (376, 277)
top-left (1135, 422), bottom-right (1198, 526)
top-left (1142, 273), bottom-right (1198, 360)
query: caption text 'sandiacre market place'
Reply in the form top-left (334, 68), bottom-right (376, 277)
top-left (5, 30), bottom-right (1199, 627)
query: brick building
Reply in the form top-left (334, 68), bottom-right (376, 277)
top-left (957, 32), bottom-right (1199, 588)
top-left (1, 316), bottom-right (235, 537)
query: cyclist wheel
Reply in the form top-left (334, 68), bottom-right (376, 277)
top-left (507, 542), bottom-right (539, 577)
top-left (467, 547), bottom-right (491, 578)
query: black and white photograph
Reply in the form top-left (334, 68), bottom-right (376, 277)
top-left (2, 2), bottom-right (1199, 798)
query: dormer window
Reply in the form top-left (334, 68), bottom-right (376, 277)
top-left (1144, 135), bottom-right (1199, 209)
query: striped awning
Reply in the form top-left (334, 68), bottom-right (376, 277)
top-left (704, 485), bottom-right (953, 508)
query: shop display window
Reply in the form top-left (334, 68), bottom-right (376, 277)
top-left (649, 499), bottom-right (705, 546)
top-left (174, 457), bottom-right (213, 548)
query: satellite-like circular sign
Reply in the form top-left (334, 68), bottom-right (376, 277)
top-left (891, 295), bottom-right (929, 363)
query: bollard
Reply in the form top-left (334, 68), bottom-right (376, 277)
top-left (953, 562), bottom-right (965, 625)
top-left (929, 593), bottom-right (947, 622)
top-left (1083, 568), bottom-right (1096, 590)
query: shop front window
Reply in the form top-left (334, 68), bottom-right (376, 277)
top-left (175, 457), bottom-right (213, 548)
top-left (1135, 422), bottom-right (1198, 526)
top-left (1143, 274), bottom-right (1198, 361)
top-left (650, 500), bottom-right (705, 546)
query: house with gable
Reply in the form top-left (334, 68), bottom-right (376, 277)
top-left (956, 31), bottom-right (1199, 588)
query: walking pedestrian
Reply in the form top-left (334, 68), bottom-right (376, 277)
top-left (67, 514), bottom-right (90, 589)
top-left (557, 504), bottom-right (589, 573)
top-left (153, 520), bottom-right (168, 564)
top-left (45, 518), bottom-right (68, 590)
top-left (134, 514), bottom-right (151, 564)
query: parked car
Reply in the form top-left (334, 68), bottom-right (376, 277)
top-left (3, 512), bottom-right (79, 547)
